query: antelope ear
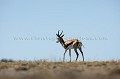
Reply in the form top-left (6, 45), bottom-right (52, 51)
top-left (56, 34), bottom-right (59, 37)
top-left (61, 34), bottom-right (64, 37)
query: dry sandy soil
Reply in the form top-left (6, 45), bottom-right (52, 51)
top-left (0, 61), bottom-right (120, 79)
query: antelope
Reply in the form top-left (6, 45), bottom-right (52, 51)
top-left (56, 30), bottom-right (84, 62)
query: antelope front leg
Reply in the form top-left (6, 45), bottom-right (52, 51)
top-left (63, 49), bottom-right (67, 62)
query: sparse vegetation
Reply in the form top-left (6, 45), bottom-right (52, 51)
top-left (0, 60), bottom-right (120, 79)
top-left (0, 59), bottom-right (14, 62)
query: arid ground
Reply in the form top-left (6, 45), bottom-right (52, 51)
top-left (0, 60), bottom-right (120, 79)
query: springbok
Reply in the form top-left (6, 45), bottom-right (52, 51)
top-left (56, 30), bottom-right (84, 62)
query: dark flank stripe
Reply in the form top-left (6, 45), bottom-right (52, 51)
top-left (65, 42), bottom-right (73, 48)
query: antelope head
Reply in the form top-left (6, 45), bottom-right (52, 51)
top-left (56, 30), bottom-right (64, 43)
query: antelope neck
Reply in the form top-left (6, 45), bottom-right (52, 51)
top-left (59, 38), bottom-right (66, 49)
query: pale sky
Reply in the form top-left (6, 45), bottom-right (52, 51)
top-left (0, 0), bottom-right (120, 61)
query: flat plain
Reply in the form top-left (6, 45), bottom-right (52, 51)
top-left (0, 60), bottom-right (120, 79)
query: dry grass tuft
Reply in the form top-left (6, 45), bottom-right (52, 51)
top-left (110, 67), bottom-right (120, 75)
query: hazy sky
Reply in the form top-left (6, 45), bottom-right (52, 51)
top-left (0, 0), bottom-right (120, 61)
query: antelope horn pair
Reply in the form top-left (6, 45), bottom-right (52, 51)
top-left (56, 30), bottom-right (64, 37)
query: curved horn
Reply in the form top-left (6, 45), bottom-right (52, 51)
top-left (58, 30), bottom-right (60, 35)
top-left (60, 30), bottom-right (63, 36)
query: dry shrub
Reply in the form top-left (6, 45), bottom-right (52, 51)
top-left (15, 66), bottom-right (29, 71)
top-left (0, 64), bottom-right (8, 70)
top-left (110, 67), bottom-right (120, 75)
